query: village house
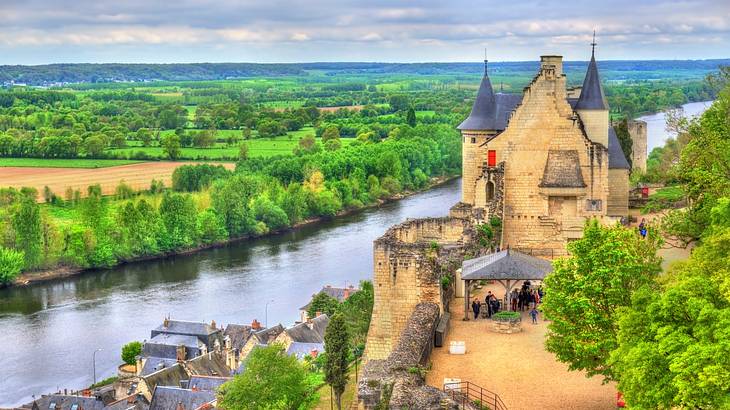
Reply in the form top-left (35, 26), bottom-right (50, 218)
top-left (299, 284), bottom-right (358, 322)
top-left (274, 313), bottom-right (330, 359)
top-left (235, 323), bottom-right (285, 370)
top-left (148, 386), bottom-right (215, 410)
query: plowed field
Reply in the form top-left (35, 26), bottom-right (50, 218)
top-left (0, 161), bottom-right (235, 200)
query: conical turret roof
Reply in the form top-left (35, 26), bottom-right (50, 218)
top-left (458, 60), bottom-right (498, 130)
top-left (575, 49), bottom-right (608, 110)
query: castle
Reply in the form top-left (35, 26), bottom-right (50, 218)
top-left (359, 47), bottom-right (639, 409)
top-left (460, 48), bottom-right (631, 256)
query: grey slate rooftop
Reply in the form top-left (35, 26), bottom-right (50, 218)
top-left (188, 375), bottom-right (231, 392)
top-left (299, 285), bottom-right (359, 310)
top-left (287, 341), bottom-right (325, 360)
top-left (140, 357), bottom-right (179, 376)
top-left (223, 324), bottom-right (252, 351)
top-left (148, 386), bottom-right (214, 410)
top-left (26, 395), bottom-right (107, 410)
top-left (152, 319), bottom-right (218, 338)
top-left (608, 127), bottom-right (631, 169)
top-left (461, 249), bottom-right (553, 281)
top-left (574, 52), bottom-right (608, 110)
top-left (457, 60), bottom-right (521, 131)
top-left (284, 314), bottom-right (329, 343)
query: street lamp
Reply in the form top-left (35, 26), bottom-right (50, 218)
top-left (92, 348), bottom-right (102, 386)
top-left (265, 299), bottom-right (274, 328)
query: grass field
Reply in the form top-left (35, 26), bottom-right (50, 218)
top-left (112, 127), bottom-right (352, 160)
top-left (0, 158), bottom-right (142, 168)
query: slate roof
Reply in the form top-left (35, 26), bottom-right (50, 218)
top-left (152, 319), bottom-right (217, 339)
top-left (102, 394), bottom-right (149, 410)
top-left (140, 357), bottom-right (179, 376)
top-left (188, 375), bottom-right (231, 392)
top-left (608, 127), bottom-right (631, 170)
top-left (142, 363), bottom-right (190, 393)
top-left (299, 286), bottom-right (359, 310)
top-left (461, 250), bottom-right (553, 281)
top-left (28, 395), bottom-right (107, 410)
top-left (574, 52), bottom-right (608, 110)
top-left (285, 314), bottom-right (329, 343)
top-left (143, 335), bottom-right (202, 361)
top-left (458, 60), bottom-right (521, 131)
top-left (539, 150), bottom-right (587, 188)
top-left (186, 352), bottom-right (231, 377)
top-left (149, 386), bottom-right (214, 410)
top-left (223, 324), bottom-right (252, 351)
top-left (287, 342), bottom-right (325, 360)
top-left (251, 324), bottom-right (284, 344)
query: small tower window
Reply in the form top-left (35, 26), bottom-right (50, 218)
top-left (487, 150), bottom-right (496, 167)
top-left (471, 137), bottom-right (476, 144)
top-left (487, 181), bottom-right (495, 200)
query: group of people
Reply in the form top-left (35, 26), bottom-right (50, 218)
top-left (471, 281), bottom-right (544, 324)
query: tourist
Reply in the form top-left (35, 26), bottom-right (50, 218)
top-left (471, 299), bottom-right (481, 319)
top-left (511, 289), bottom-right (519, 311)
top-left (639, 218), bottom-right (648, 238)
top-left (528, 290), bottom-right (536, 309)
top-left (485, 292), bottom-right (494, 318)
top-left (530, 307), bottom-right (539, 324)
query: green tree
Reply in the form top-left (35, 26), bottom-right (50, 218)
top-left (406, 107), bottom-right (417, 127)
top-left (11, 192), bottom-right (43, 269)
top-left (542, 219), bottom-right (662, 382)
top-left (0, 246), bottom-right (24, 284)
top-left (136, 128), bottom-right (152, 147)
top-left (159, 192), bottom-right (198, 249)
top-left (239, 143), bottom-right (249, 161)
top-left (324, 313), bottom-right (350, 410)
top-left (321, 125), bottom-right (340, 142)
top-left (83, 134), bottom-right (105, 157)
top-left (121, 341), bottom-right (142, 366)
top-left (339, 281), bottom-right (374, 343)
top-left (613, 118), bottom-right (633, 169)
top-left (218, 344), bottom-right (318, 410)
top-left (307, 292), bottom-right (340, 318)
top-left (611, 198), bottom-right (730, 409)
top-left (161, 134), bottom-right (182, 160)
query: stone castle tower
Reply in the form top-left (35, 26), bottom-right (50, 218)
top-left (628, 120), bottom-right (648, 172)
top-left (459, 48), bottom-right (630, 256)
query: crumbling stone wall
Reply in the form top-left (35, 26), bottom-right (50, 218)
top-left (364, 216), bottom-right (474, 361)
top-left (359, 302), bottom-right (458, 410)
top-left (628, 120), bottom-right (647, 172)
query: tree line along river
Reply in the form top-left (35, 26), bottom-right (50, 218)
top-left (0, 100), bottom-right (712, 406)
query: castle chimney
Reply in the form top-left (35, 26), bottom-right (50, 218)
top-left (176, 345), bottom-right (187, 362)
top-left (540, 55), bottom-right (563, 77)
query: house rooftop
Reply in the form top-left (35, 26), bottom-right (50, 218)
top-left (284, 314), bottom-right (329, 343)
top-left (153, 319), bottom-right (219, 338)
top-left (149, 386), bottom-right (214, 410)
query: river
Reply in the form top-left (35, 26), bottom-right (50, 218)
top-left (638, 100), bottom-right (713, 152)
top-left (0, 178), bottom-right (461, 406)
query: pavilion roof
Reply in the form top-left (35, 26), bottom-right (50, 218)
top-left (461, 249), bottom-right (553, 281)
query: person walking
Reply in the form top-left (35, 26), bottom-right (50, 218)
top-left (485, 292), bottom-right (494, 318)
top-left (639, 218), bottom-right (648, 239)
top-left (511, 289), bottom-right (518, 311)
top-left (471, 299), bottom-right (481, 320)
top-left (530, 306), bottom-right (539, 324)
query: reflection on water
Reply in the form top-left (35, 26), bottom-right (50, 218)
top-left (0, 178), bottom-right (461, 406)
top-left (638, 101), bottom-right (713, 152)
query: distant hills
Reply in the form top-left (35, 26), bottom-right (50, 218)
top-left (1, 60), bottom-right (728, 86)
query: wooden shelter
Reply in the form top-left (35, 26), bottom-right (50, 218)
top-left (461, 249), bottom-right (553, 320)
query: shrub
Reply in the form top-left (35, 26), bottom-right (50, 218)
top-left (0, 247), bottom-right (25, 284)
top-left (121, 341), bottom-right (142, 365)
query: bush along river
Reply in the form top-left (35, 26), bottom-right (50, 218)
top-left (0, 178), bottom-right (461, 407)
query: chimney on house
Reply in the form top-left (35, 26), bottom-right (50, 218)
top-left (163, 317), bottom-right (170, 328)
top-left (251, 319), bottom-right (262, 330)
top-left (540, 55), bottom-right (563, 77)
top-left (310, 349), bottom-right (319, 358)
top-left (210, 320), bottom-right (216, 329)
top-left (344, 289), bottom-right (350, 299)
top-left (135, 355), bottom-right (143, 375)
top-left (315, 311), bottom-right (322, 317)
top-left (176, 403), bottom-right (185, 410)
top-left (306, 318), bottom-right (314, 329)
top-left (176, 345), bottom-right (187, 362)
top-left (191, 384), bottom-right (199, 392)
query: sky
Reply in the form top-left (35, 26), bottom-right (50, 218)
top-left (1, 0), bottom-right (729, 65)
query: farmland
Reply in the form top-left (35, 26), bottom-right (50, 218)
top-left (0, 158), bottom-right (141, 168)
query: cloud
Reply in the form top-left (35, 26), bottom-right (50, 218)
top-left (0, 0), bottom-right (727, 63)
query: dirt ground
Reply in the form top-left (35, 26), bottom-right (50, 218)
top-left (426, 284), bottom-right (617, 410)
top-left (0, 161), bottom-right (235, 200)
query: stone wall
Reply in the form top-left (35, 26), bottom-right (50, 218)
top-left (358, 302), bottom-right (458, 410)
top-left (628, 120), bottom-right (647, 172)
top-left (607, 168), bottom-right (629, 217)
top-left (364, 216), bottom-right (473, 361)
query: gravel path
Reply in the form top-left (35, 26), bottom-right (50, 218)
top-left (426, 284), bottom-right (617, 410)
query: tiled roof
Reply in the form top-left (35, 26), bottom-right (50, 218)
top-left (252, 324), bottom-right (284, 344)
top-left (461, 250), bottom-right (553, 281)
top-left (140, 357), bottom-right (179, 376)
top-left (149, 386), bottom-right (214, 410)
top-left (574, 53), bottom-right (608, 110)
top-left (153, 320), bottom-right (217, 338)
top-left (142, 363), bottom-right (190, 393)
top-left (539, 150), bottom-right (587, 188)
top-left (608, 127), bottom-right (631, 170)
top-left (189, 375), bottom-right (231, 392)
top-left (28, 395), bottom-right (107, 410)
top-left (284, 314), bottom-right (329, 343)
top-left (223, 324), bottom-right (252, 351)
top-left (458, 61), bottom-right (521, 131)
top-left (286, 342), bottom-right (325, 360)
top-left (186, 352), bottom-right (231, 377)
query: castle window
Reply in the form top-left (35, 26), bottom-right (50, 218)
top-left (486, 181), bottom-right (495, 200)
top-left (471, 137), bottom-right (476, 144)
top-left (487, 150), bottom-right (496, 167)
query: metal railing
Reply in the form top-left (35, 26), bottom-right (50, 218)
top-left (444, 381), bottom-right (508, 410)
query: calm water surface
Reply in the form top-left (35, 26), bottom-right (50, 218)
top-left (0, 178), bottom-right (461, 406)
top-left (638, 100), bottom-right (713, 152)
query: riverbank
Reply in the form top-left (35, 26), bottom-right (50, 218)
top-left (11, 174), bottom-right (459, 288)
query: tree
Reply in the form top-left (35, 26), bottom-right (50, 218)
top-left (324, 138), bottom-right (342, 151)
top-left (162, 134), bottom-right (182, 160)
top-left (136, 128), bottom-right (152, 147)
top-left (388, 94), bottom-right (410, 112)
top-left (159, 192), bottom-right (198, 249)
top-left (613, 118), bottom-right (633, 169)
top-left (542, 219), bottom-right (662, 382)
top-left (238, 143), bottom-right (249, 161)
top-left (307, 292), bottom-right (340, 318)
top-left (610, 198), bottom-right (730, 409)
top-left (406, 107), bottom-right (417, 127)
top-left (0, 246), bottom-right (24, 284)
top-left (12, 192), bottom-right (43, 269)
top-left (83, 134), bottom-right (105, 157)
top-left (218, 344), bottom-right (318, 410)
top-left (121, 341), bottom-right (142, 366)
top-left (321, 125), bottom-right (340, 143)
top-left (338, 281), bottom-right (373, 343)
top-left (324, 313), bottom-right (350, 410)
